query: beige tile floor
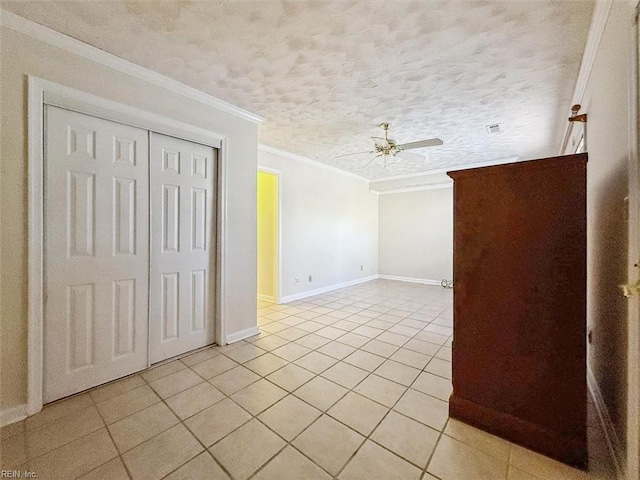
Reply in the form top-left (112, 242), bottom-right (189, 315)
top-left (0, 280), bottom-right (616, 479)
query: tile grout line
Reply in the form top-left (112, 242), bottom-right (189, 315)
top-left (328, 326), bottom-right (453, 478)
top-left (202, 291), bottom-right (452, 478)
top-left (255, 291), bottom-right (453, 475)
top-left (242, 322), bottom-right (450, 476)
top-left (133, 356), bottom-right (237, 480)
top-left (81, 349), bottom-right (225, 479)
top-left (139, 356), bottom-right (241, 480)
top-left (423, 417), bottom-right (451, 479)
top-left (88, 392), bottom-right (135, 480)
top-left (15, 282), bottom-right (457, 479)
top-left (20, 344), bottom-right (445, 477)
top-left (22, 401), bottom-right (106, 471)
top-left (162, 290), bottom-right (452, 478)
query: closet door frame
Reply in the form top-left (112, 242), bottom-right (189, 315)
top-left (27, 76), bottom-right (228, 415)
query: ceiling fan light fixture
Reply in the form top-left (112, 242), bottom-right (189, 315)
top-left (334, 123), bottom-right (443, 162)
top-left (373, 123), bottom-right (402, 156)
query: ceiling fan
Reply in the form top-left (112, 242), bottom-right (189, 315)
top-left (335, 123), bottom-right (443, 167)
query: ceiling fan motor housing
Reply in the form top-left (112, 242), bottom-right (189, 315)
top-left (374, 141), bottom-right (402, 156)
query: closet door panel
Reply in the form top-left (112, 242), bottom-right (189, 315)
top-left (149, 132), bottom-right (216, 363)
top-left (44, 106), bottom-right (149, 403)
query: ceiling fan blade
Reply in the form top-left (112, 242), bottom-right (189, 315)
top-left (363, 153), bottom-right (383, 169)
top-left (396, 151), bottom-right (424, 162)
top-left (334, 150), bottom-right (373, 159)
top-left (399, 138), bottom-right (443, 150)
top-left (363, 157), bottom-right (376, 169)
top-left (371, 136), bottom-right (389, 147)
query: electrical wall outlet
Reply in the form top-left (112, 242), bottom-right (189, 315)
top-left (308, 275), bottom-right (312, 282)
top-left (360, 265), bottom-right (363, 271)
top-left (295, 278), bottom-right (299, 284)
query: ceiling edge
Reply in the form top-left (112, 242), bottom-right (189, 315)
top-left (371, 156), bottom-right (520, 182)
top-left (257, 143), bottom-right (519, 186)
top-left (258, 144), bottom-right (370, 183)
top-left (372, 183), bottom-right (453, 195)
top-left (0, 9), bottom-right (264, 124)
top-left (572, 0), bottom-right (613, 104)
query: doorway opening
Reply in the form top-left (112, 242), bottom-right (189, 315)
top-left (257, 170), bottom-right (280, 304)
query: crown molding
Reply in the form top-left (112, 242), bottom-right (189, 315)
top-left (0, 9), bottom-right (263, 124)
top-left (370, 170), bottom-right (449, 183)
top-left (559, 0), bottom-right (613, 153)
top-left (258, 144), bottom-right (370, 183)
top-left (370, 156), bottom-right (519, 183)
top-left (373, 183), bottom-right (453, 195)
top-left (571, 0), bottom-right (614, 105)
top-left (259, 142), bottom-right (519, 186)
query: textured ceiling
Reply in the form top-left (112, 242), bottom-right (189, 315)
top-left (2, 0), bottom-right (595, 181)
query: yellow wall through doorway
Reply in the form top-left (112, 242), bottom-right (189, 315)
top-left (257, 171), bottom-right (278, 301)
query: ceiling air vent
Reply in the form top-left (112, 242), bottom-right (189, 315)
top-left (485, 123), bottom-right (501, 134)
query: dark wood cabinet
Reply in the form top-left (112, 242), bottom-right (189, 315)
top-left (447, 153), bottom-right (588, 469)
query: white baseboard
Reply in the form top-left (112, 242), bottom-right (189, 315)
top-left (257, 293), bottom-right (277, 303)
top-left (225, 326), bottom-right (260, 344)
top-left (281, 275), bottom-right (380, 303)
top-left (587, 366), bottom-right (625, 479)
top-left (0, 403), bottom-right (28, 428)
top-left (378, 274), bottom-right (443, 286)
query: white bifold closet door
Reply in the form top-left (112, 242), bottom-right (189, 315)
top-left (44, 108), bottom-right (217, 403)
top-left (44, 106), bottom-right (150, 403)
top-left (149, 132), bottom-right (216, 364)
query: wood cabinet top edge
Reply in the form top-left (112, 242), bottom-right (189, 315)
top-left (446, 153), bottom-right (587, 180)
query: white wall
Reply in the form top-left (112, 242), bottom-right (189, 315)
top-left (378, 187), bottom-right (453, 282)
top-left (575, 0), bottom-right (634, 464)
top-left (258, 148), bottom-right (378, 301)
top-left (0, 24), bottom-right (258, 413)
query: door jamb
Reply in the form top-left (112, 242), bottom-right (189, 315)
top-left (627, 2), bottom-right (640, 479)
top-left (27, 76), bottom-right (228, 414)
top-left (257, 167), bottom-right (282, 304)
